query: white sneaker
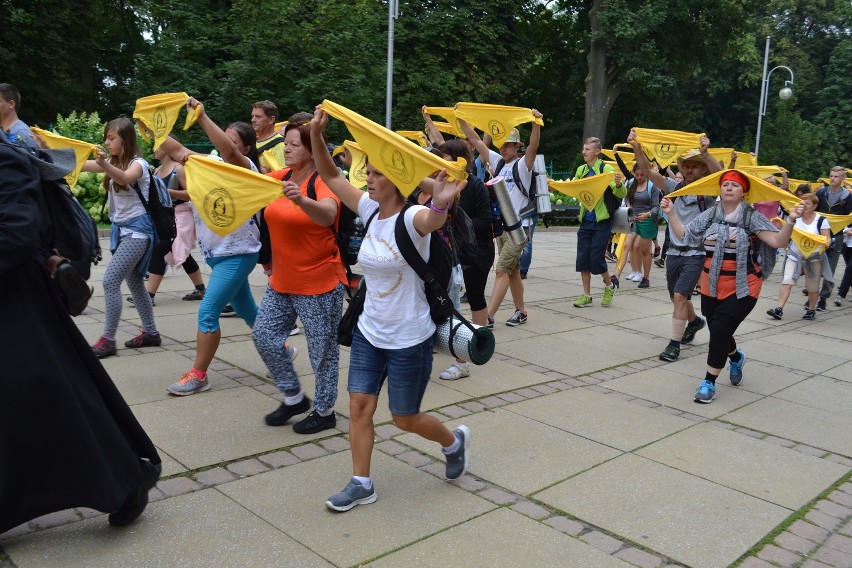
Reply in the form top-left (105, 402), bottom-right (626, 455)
top-left (289, 327), bottom-right (301, 336)
top-left (835, 295), bottom-right (842, 307)
top-left (439, 363), bottom-right (470, 380)
top-left (630, 273), bottom-right (643, 282)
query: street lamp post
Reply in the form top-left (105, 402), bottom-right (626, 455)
top-left (385, 0), bottom-right (399, 129)
top-left (755, 36), bottom-right (795, 159)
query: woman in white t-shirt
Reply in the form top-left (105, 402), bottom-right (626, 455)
top-left (310, 107), bottom-right (471, 513)
top-left (767, 193), bottom-right (831, 320)
top-left (83, 117), bottom-right (161, 358)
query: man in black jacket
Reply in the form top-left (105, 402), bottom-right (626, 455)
top-left (815, 166), bottom-right (852, 311)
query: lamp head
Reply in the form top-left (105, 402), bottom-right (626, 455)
top-left (779, 83), bottom-right (793, 100)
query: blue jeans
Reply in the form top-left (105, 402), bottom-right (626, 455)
top-left (520, 218), bottom-right (536, 274)
top-left (347, 327), bottom-right (433, 417)
top-left (198, 253), bottom-right (259, 332)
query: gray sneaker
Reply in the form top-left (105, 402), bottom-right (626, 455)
top-left (325, 478), bottom-right (377, 512)
top-left (445, 425), bottom-right (471, 480)
top-left (167, 371), bottom-right (211, 396)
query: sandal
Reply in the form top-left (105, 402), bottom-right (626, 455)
top-left (439, 364), bottom-right (470, 380)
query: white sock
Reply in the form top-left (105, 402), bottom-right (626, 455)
top-left (442, 435), bottom-right (461, 455)
top-left (284, 391), bottom-right (305, 405)
top-left (317, 407), bottom-right (334, 417)
top-left (353, 475), bottom-right (372, 489)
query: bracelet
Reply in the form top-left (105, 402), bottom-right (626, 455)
top-left (428, 201), bottom-right (449, 214)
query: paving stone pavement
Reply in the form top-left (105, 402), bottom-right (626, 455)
top-left (2, 231), bottom-right (851, 568)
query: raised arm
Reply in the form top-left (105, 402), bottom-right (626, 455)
top-left (523, 110), bottom-right (543, 171)
top-left (412, 170), bottom-right (467, 235)
top-left (310, 106), bottom-right (364, 214)
top-left (187, 98), bottom-right (250, 169)
top-left (458, 118), bottom-right (491, 171)
top-left (422, 107), bottom-right (445, 146)
top-left (700, 135), bottom-right (722, 174)
top-left (627, 129), bottom-right (667, 189)
top-left (757, 201), bottom-right (802, 249)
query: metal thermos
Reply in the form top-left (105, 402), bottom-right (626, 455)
top-left (611, 206), bottom-right (635, 234)
top-left (533, 154), bottom-right (552, 215)
top-left (487, 177), bottom-right (527, 246)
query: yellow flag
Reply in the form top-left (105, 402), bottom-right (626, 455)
top-left (396, 130), bottom-right (429, 148)
top-left (818, 211), bottom-right (852, 235)
top-left (548, 172), bottom-right (616, 211)
top-left (274, 121), bottom-right (288, 132)
top-left (260, 150), bottom-right (282, 172)
top-left (31, 127), bottom-right (97, 188)
top-left (632, 128), bottom-right (706, 168)
top-left (332, 140), bottom-right (368, 189)
top-left (771, 217), bottom-right (830, 258)
top-left (603, 159), bottom-right (636, 172)
top-left (667, 170), bottom-right (800, 210)
top-left (423, 107), bottom-right (466, 138)
top-left (184, 155), bottom-right (283, 237)
top-left (320, 100), bottom-right (467, 197)
top-left (454, 102), bottom-right (544, 148)
top-left (132, 93), bottom-right (201, 150)
top-left (600, 147), bottom-right (633, 162)
top-left (818, 177), bottom-right (852, 189)
top-left (613, 232), bottom-right (629, 268)
top-left (737, 165), bottom-right (785, 179)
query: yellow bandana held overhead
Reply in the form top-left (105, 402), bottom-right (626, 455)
top-left (30, 127), bottom-right (98, 188)
top-left (332, 140), bottom-right (368, 189)
top-left (770, 217), bottom-right (830, 258)
top-left (736, 165), bottom-right (785, 179)
top-left (817, 211), bottom-right (852, 235)
top-left (423, 107), bottom-right (466, 138)
top-left (600, 146), bottom-right (634, 162)
top-left (548, 172), bottom-right (616, 212)
top-left (184, 155), bottom-right (283, 237)
top-left (274, 121), bottom-right (288, 132)
top-left (396, 130), bottom-right (429, 148)
top-left (453, 102), bottom-right (543, 148)
top-left (631, 128), bottom-right (706, 168)
top-left (667, 170), bottom-right (801, 210)
top-left (132, 93), bottom-right (201, 150)
top-left (320, 100), bottom-right (467, 197)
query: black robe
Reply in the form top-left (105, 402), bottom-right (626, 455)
top-left (0, 143), bottom-right (160, 534)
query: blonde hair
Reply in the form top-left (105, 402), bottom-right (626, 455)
top-left (583, 137), bottom-right (602, 151)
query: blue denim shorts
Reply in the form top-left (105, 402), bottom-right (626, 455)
top-left (347, 326), bottom-right (434, 417)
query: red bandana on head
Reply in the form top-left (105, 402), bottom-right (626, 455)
top-left (719, 170), bottom-right (750, 192)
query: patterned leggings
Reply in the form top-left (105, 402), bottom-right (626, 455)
top-left (252, 283), bottom-right (344, 414)
top-left (103, 236), bottom-right (156, 340)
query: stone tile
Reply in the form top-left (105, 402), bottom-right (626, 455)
top-left (428, 356), bottom-right (565, 399)
top-left (366, 508), bottom-right (633, 568)
top-left (2, 489), bottom-right (331, 567)
top-left (544, 516), bottom-right (585, 536)
top-left (258, 451), bottom-right (300, 468)
top-left (775, 531), bottom-right (818, 555)
top-left (825, 533), bottom-right (852, 554)
top-left (788, 519), bottom-right (830, 543)
top-left (773, 376), bottom-right (852, 416)
top-left (816, 499), bottom-right (852, 519)
top-left (822, 360), bottom-right (852, 383)
top-left (535, 454), bottom-right (790, 568)
top-left (613, 547), bottom-right (664, 568)
top-left (396, 451), bottom-right (432, 468)
top-left (28, 510), bottom-right (81, 531)
top-left (194, 467), bottom-right (237, 487)
top-left (398, 409), bottom-right (620, 496)
top-left (157, 476), bottom-right (201, 497)
top-left (510, 501), bottom-right (550, 520)
top-left (831, 491), bottom-right (852, 507)
top-left (318, 437), bottom-right (350, 453)
top-left (757, 544), bottom-right (801, 566)
top-left (736, 338), bottom-right (847, 374)
top-left (604, 366), bottom-right (763, 419)
top-left (738, 558), bottom-right (777, 568)
top-left (807, 510), bottom-right (844, 531)
top-left (811, 546), bottom-right (852, 568)
top-left (508, 388), bottom-right (693, 451)
top-left (636, 423), bottom-right (849, 509)
top-left (289, 444), bottom-right (329, 461)
top-left (226, 458), bottom-right (269, 477)
top-left (130, 387), bottom-right (324, 469)
top-left (582, 530), bottom-right (623, 554)
top-left (218, 451), bottom-right (494, 568)
top-left (478, 487), bottom-right (516, 505)
top-left (724, 397), bottom-right (852, 457)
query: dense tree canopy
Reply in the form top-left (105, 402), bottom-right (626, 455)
top-left (2, 0), bottom-right (848, 178)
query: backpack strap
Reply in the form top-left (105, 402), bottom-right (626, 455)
top-left (131, 168), bottom-right (156, 212)
top-left (257, 136), bottom-right (285, 154)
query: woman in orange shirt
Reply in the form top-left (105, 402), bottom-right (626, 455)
top-left (662, 170), bottom-right (802, 404)
top-left (252, 120), bottom-right (346, 434)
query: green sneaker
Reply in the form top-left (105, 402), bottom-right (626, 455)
top-left (573, 295), bottom-right (593, 308)
top-left (601, 285), bottom-right (615, 307)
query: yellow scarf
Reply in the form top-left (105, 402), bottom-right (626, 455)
top-left (613, 232), bottom-right (629, 268)
top-left (454, 102), bottom-right (543, 148)
top-left (667, 170), bottom-right (800, 210)
top-left (396, 130), bottom-right (429, 148)
top-left (632, 128), bottom-right (706, 168)
top-left (320, 100), bottom-right (467, 197)
top-left (548, 172), bottom-right (616, 211)
top-left (736, 165), bottom-right (785, 179)
top-left (332, 140), bottom-right (368, 189)
top-left (30, 127), bottom-right (98, 188)
top-left (818, 211), bottom-right (852, 235)
top-left (423, 107), bottom-right (466, 138)
top-left (184, 155), bottom-right (283, 237)
top-left (132, 93), bottom-right (201, 150)
top-left (770, 217), bottom-right (830, 258)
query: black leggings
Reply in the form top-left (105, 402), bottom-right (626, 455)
top-left (700, 293), bottom-right (757, 370)
top-left (147, 239), bottom-right (200, 276)
top-left (462, 253), bottom-right (494, 312)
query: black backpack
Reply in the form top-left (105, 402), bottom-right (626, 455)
top-left (494, 158), bottom-right (541, 219)
top-left (394, 202), bottom-right (454, 324)
top-left (132, 168), bottom-right (177, 244)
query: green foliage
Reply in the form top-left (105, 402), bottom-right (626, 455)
top-left (53, 111), bottom-right (105, 143)
top-left (73, 171), bottom-right (108, 223)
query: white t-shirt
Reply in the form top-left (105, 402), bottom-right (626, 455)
top-left (109, 157), bottom-right (150, 239)
top-left (356, 193), bottom-right (435, 349)
top-left (194, 156), bottom-right (262, 259)
top-left (789, 214), bottom-right (826, 260)
top-left (488, 150), bottom-right (532, 227)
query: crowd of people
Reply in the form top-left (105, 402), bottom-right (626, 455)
top-left (1, 79), bottom-right (849, 531)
